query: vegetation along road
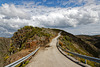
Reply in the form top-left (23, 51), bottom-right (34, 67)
top-left (26, 33), bottom-right (81, 67)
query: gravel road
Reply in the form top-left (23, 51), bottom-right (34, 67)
top-left (26, 33), bottom-right (81, 67)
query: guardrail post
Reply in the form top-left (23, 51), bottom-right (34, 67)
top-left (58, 40), bottom-right (59, 45)
top-left (85, 59), bottom-right (87, 64)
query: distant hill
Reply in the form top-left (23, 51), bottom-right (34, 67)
top-left (76, 35), bottom-right (100, 49)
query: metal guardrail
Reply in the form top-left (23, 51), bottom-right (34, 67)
top-left (5, 47), bottom-right (40, 67)
top-left (57, 40), bottom-right (100, 63)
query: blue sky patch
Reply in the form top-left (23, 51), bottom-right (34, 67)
top-left (0, 0), bottom-right (87, 7)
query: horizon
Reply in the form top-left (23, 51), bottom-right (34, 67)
top-left (0, 0), bottom-right (100, 37)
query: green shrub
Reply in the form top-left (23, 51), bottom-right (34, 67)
top-left (9, 47), bottom-right (14, 52)
top-left (10, 43), bottom-right (13, 47)
top-left (25, 60), bottom-right (29, 64)
top-left (4, 56), bottom-right (9, 61)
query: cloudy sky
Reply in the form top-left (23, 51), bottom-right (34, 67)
top-left (0, 0), bottom-right (100, 37)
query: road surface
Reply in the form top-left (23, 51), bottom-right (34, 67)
top-left (26, 33), bottom-right (81, 67)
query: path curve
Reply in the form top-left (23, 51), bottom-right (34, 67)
top-left (26, 33), bottom-right (81, 67)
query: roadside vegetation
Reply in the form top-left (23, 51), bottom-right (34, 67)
top-left (0, 26), bottom-right (57, 67)
top-left (59, 31), bottom-right (100, 67)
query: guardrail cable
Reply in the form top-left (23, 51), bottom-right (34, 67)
top-left (57, 40), bottom-right (100, 63)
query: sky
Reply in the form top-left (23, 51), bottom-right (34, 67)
top-left (0, 0), bottom-right (100, 37)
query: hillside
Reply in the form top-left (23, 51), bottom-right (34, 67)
top-left (0, 26), bottom-right (58, 67)
top-left (76, 35), bottom-right (100, 49)
top-left (9, 26), bottom-right (57, 54)
top-left (0, 37), bottom-right (10, 67)
top-left (58, 30), bottom-right (100, 67)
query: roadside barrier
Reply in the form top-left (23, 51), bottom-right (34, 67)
top-left (5, 47), bottom-right (40, 67)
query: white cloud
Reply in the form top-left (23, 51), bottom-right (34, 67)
top-left (0, 4), bottom-right (30, 19)
top-left (0, 3), bottom-right (100, 37)
top-left (64, 22), bottom-right (100, 35)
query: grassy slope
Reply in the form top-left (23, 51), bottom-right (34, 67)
top-left (4, 26), bottom-right (57, 66)
top-left (61, 31), bottom-right (100, 57)
top-left (0, 37), bottom-right (10, 67)
top-left (76, 35), bottom-right (100, 49)
top-left (58, 30), bottom-right (100, 67)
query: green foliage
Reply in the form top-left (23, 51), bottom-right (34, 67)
top-left (9, 47), bottom-right (14, 53)
top-left (11, 26), bottom-right (56, 53)
top-left (4, 56), bottom-right (9, 61)
top-left (79, 58), bottom-right (85, 63)
top-left (64, 36), bottom-right (72, 41)
top-left (16, 63), bottom-right (22, 67)
top-left (25, 60), bottom-right (29, 64)
top-left (16, 60), bottom-right (29, 67)
top-left (10, 43), bottom-right (13, 47)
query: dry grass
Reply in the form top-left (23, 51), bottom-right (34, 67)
top-left (5, 48), bottom-right (35, 65)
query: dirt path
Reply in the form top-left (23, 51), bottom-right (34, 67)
top-left (26, 33), bottom-right (81, 67)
